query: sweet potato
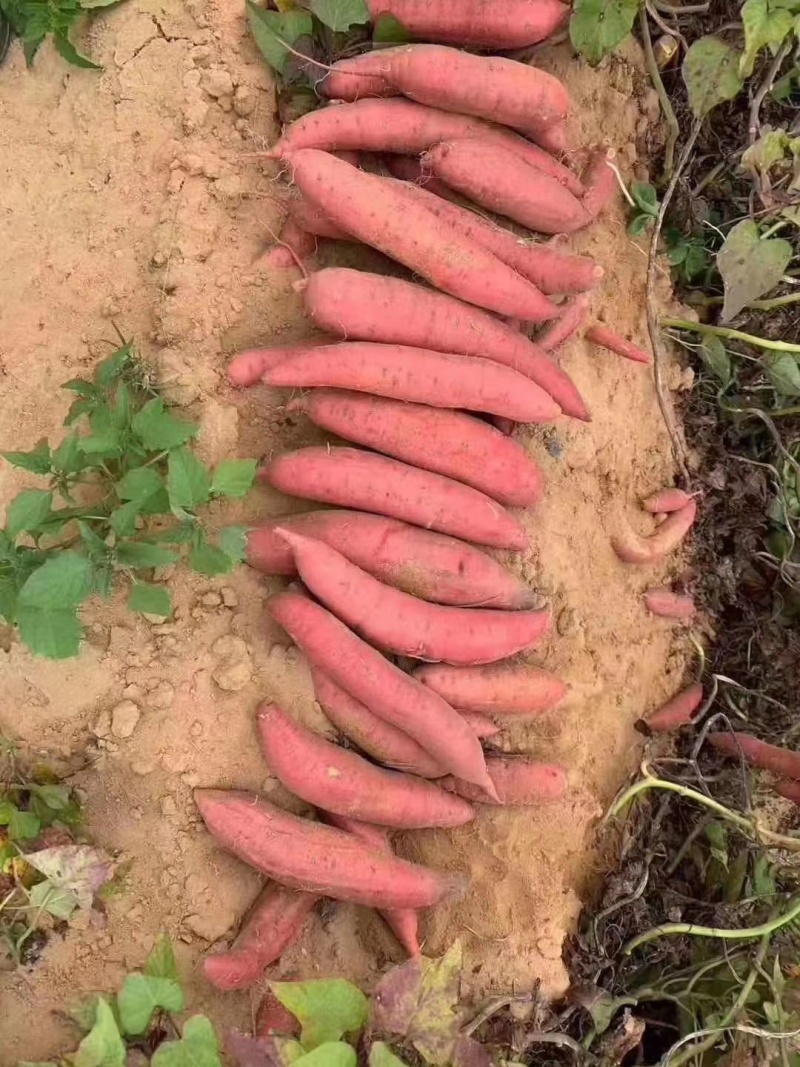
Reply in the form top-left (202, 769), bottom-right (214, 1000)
top-left (324, 813), bottom-right (421, 957)
top-left (365, 0), bottom-right (569, 48)
top-left (290, 390), bottom-right (543, 507)
top-left (312, 668), bottom-right (444, 778)
top-left (261, 341), bottom-right (561, 422)
top-left (264, 219), bottom-right (317, 268)
top-left (458, 711), bottom-right (500, 738)
top-left (382, 153), bottom-right (455, 199)
top-left (228, 338), bottom-right (334, 388)
top-left (642, 488), bottom-right (694, 513)
top-left (261, 447), bottom-right (526, 550)
top-left (273, 99), bottom-right (583, 195)
top-left (288, 150), bottom-right (557, 321)
top-left (300, 269), bottom-right (589, 420)
top-left (645, 683), bottom-right (703, 733)
top-left (612, 500), bottom-right (697, 565)
top-left (586, 324), bottom-right (651, 364)
top-left (774, 780), bottom-right (800, 804)
top-left (247, 510), bottom-right (536, 609)
top-left (320, 45), bottom-right (570, 148)
top-left (644, 587), bottom-right (695, 619)
top-left (441, 758), bottom-right (568, 805)
top-left (195, 789), bottom-right (465, 908)
top-left (536, 294), bottom-right (590, 353)
top-left (415, 663), bottom-right (567, 716)
top-left (708, 733), bottom-right (800, 780)
top-left (202, 883), bottom-right (319, 991)
top-left (278, 528), bottom-right (551, 665)
top-left (257, 703), bottom-right (473, 829)
top-left (425, 142), bottom-right (614, 235)
top-left (267, 589), bottom-right (497, 794)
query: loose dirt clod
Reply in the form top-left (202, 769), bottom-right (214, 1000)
top-left (111, 701), bottom-right (141, 740)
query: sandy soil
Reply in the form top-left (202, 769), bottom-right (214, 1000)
top-left (0, 4), bottom-right (695, 1061)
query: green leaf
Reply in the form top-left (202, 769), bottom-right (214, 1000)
top-left (271, 979), bottom-right (369, 1049)
top-left (17, 606), bottom-right (83, 659)
top-left (369, 1044), bottom-right (411, 1067)
top-left (293, 1045), bottom-right (357, 1067)
top-left (188, 541), bottom-right (236, 576)
top-left (305, 0), bottom-right (369, 31)
top-left (569, 0), bottom-right (640, 64)
top-left (167, 447), bottom-right (211, 511)
top-left (631, 181), bottom-right (659, 216)
top-left (767, 353), bottom-right (800, 396)
top-left (246, 0), bottom-right (313, 74)
top-left (109, 500), bottom-right (142, 537)
top-left (718, 219), bottom-right (792, 321)
top-left (62, 378), bottom-right (98, 398)
top-left (3, 440), bottom-right (52, 475)
top-left (752, 853), bottom-right (777, 897)
top-left (95, 344), bottom-right (133, 389)
top-left (0, 799), bottom-right (16, 825)
top-left (131, 398), bottom-right (197, 452)
top-left (210, 459), bottom-right (257, 498)
top-left (117, 466), bottom-right (164, 503)
top-left (116, 541), bottom-right (178, 569)
top-left (129, 582), bottom-right (172, 617)
top-left (52, 432), bottom-right (83, 474)
top-left (372, 942), bottom-right (462, 1065)
top-left (29, 880), bottom-right (80, 920)
top-left (18, 552), bottom-right (94, 608)
top-left (6, 490), bottom-right (53, 538)
top-left (373, 12), bottom-right (411, 42)
top-left (683, 241), bottom-right (710, 281)
top-left (627, 212), bottom-right (652, 237)
top-left (145, 932), bottom-right (179, 980)
top-left (8, 807), bottom-right (40, 840)
top-left (150, 1015), bottom-right (222, 1067)
top-left (79, 521), bottom-right (111, 562)
top-left (81, 0), bottom-right (124, 7)
top-left (53, 29), bottom-right (102, 68)
top-left (705, 821), bottom-right (728, 869)
top-left (30, 784), bottom-right (72, 811)
top-left (74, 998), bottom-right (126, 1067)
top-left (740, 0), bottom-right (794, 78)
top-left (683, 36), bottom-right (744, 117)
top-left (117, 973), bottom-right (185, 1035)
top-left (699, 335), bottom-right (732, 388)
top-left (218, 525), bottom-right (249, 564)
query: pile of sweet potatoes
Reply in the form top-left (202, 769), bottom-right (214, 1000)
top-left (195, 2), bottom-right (701, 995)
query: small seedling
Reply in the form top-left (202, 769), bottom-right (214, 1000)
top-left (0, 339), bottom-right (257, 660)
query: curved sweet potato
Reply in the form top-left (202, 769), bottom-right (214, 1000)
top-left (202, 883), bottom-right (318, 991)
top-left (257, 703), bottom-right (473, 829)
top-left (261, 447), bottom-right (527, 550)
top-left (195, 789), bottom-right (465, 908)
top-left (644, 587), bottom-right (695, 619)
top-left (586, 324), bottom-right (651, 364)
top-left (646, 683), bottom-right (703, 732)
top-left (267, 589), bottom-right (497, 795)
top-left (247, 511), bottom-right (535, 609)
top-left (536, 294), bottom-right (590, 353)
top-left (278, 528), bottom-right (551, 665)
top-left (708, 732), bottom-right (800, 780)
top-left (290, 390), bottom-right (543, 507)
top-left (441, 757), bottom-right (568, 805)
top-left (612, 500), bottom-right (697, 565)
top-left (415, 663), bottom-right (566, 716)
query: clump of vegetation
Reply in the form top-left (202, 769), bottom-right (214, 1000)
top-left (1, 737), bottom-right (114, 969)
top-left (0, 340), bottom-right (256, 660)
top-left (0, 0), bottom-right (126, 69)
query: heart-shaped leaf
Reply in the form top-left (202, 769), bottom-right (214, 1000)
top-left (718, 220), bottom-right (792, 320)
top-left (683, 36), bottom-right (744, 117)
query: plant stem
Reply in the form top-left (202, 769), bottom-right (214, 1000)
top-left (663, 317), bottom-right (800, 354)
top-left (640, 7), bottom-right (680, 178)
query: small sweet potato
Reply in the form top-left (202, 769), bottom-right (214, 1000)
top-left (642, 488), bottom-right (694, 513)
top-left (257, 702), bottom-right (473, 828)
top-left (536, 294), bottom-right (590, 353)
top-left (644, 587), bottom-right (695, 619)
top-left (612, 500), bottom-right (697, 565)
top-left (415, 663), bottom-right (567, 716)
top-left (458, 711), bottom-right (500, 738)
top-left (195, 789), bottom-right (465, 908)
top-left (441, 757), bottom-right (568, 805)
top-left (646, 683), bottom-right (703, 732)
top-left (586, 324), bottom-right (651, 364)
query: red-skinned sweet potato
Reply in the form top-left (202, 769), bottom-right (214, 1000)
top-left (441, 757), bottom-right (568, 805)
top-left (642, 488), bottom-right (694, 513)
top-left (612, 500), bottom-right (697, 565)
top-left (195, 789), bottom-right (465, 908)
top-left (364, 0), bottom-right (569, 48)
top-left (415, 662), bottom-right (567, 716)
top-left (708, 732), bottom-right (800, 780)
top-left (586, 324), bottom-right (651, 364)
top-left (644, 587), bottom-right (695, 619)
top-left (645, 683), bottom-right (703, 732)
top-left (536, 294), bottom-right (591, 353)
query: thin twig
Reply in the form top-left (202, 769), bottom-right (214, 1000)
top-left (653, 0), bottom-right (709, 12)
top-left (749, 39), bottom-right (793, 148)
top-left (647, 121), bottom-right (704, 486)
top-left (645, 1), bottom-right (687, 49)
top-left (640, 7), bottom-right (681, 179)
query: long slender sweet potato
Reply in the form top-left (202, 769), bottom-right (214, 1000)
top-left (365, 0), bottom-right (569, 48)
top-left (268, 589), bottom-right (497, 795)
top-left (261, 447), bottom-right (527, 550)
top-left (247, 510), bottom-right (535, 609)
top-left (415, 663), bottom-right (566, 716)
top-left (262, 341), bottom-right (561, 422)
top-left (536, 294), bottom-right (591, 353)
top-left (612, 500), bottom-right (697, 565)
top-left (312, 668), bottom-right (444, 778)
top-left (290, 391), bottom-right (543, 507)
top-left (425, 142), bottom-right (615, 234)
top-left (257, 703), bottom-right (473, 829)
top-left (645, 683), bottom-right (703, 733)
top-left (278, 529), bottom-right (551, 665)
top-left (287, 150), bottom-right (558, 320)
top-left (708, 733), bottom-right (800, 780)
top-left (195, 789), bottom-right (465, 908)
top-left (300, 269), bottom-right (589, 420)
top-left (272, 99), bottom-right (583, 195)
top-left (202, 884), bottom-right (319, 991)
top-left (441, 758), bottom-right (568, 805)
top-left (320, 45), bottom-right (570, 147)
top-left (586, 324), bottom-right (651, 364)
top-left (644, 587), bottom-right (695, 619)
top-left (324, 813), bottom-right (421, 957)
